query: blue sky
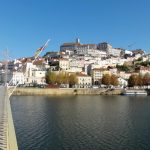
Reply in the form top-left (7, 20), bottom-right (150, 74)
top-left (0, 0), bottom-right (150, 60)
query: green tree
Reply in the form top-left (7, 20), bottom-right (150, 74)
top-left (46, 71), bottom-right (57, 84)
top-left (116, 64), bottom-right (130, 72)
top-left (69, 74), bottom-right (77, 87)
top-left (56, 72), bottom-right (64, 85)
top-left (63, 73), bottom-right (69, 84)
top-left (56, 72), bottom-right (70, 85)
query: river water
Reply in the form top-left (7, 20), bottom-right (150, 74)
top-left (10, 95), bottom-right (150, 150)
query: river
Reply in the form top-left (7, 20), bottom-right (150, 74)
top-left (10, 95), bottom-right (150, 150)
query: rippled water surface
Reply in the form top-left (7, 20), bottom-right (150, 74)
top-left (11, 95), bottom-right (150, 150)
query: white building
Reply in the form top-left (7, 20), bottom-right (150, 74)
top-left (69, 59), bottom-right (85, 68)
top-left (24, 62), bottom-right (34, 84)
top-left (97, 42), bottom-right (122, 57)
top-left (125, 50), bottom-right (133, 55)
top-left (0, 71), bottom-right (25, 85)
top-left (108, 48), bottom-right (122, 57)
top-left (118, 77), bottom-right (128, 87)
top-left (31, 70), bottom-right (46, 84)
top-left (59, 58), bottom-right (70, 70)
top-left (23, 61), bottom-right (47, 85)
top-left (118, 71), bottom-right (131, 79)
top-left (92, 68), bottom-right (107, 84)
top-left (139, 67), bottom-right (150, 75)
top-left (68, 67), bottom-right (83, 73)
top-left (142, 55), bottom-right (150, 62)
top-left (76, 74), bottom-right (92, 88)
top-left (87, 49), bottom-right (107, 57)
top-left (60, 38), bottom-right (97, 55)
top-left (11, 72), bottom-right (25, 85)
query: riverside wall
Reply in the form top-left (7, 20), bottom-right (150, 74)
top-left (12, 88), bottom-right (123, 96)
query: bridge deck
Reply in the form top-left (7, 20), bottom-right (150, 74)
top-left (0, 86), bottom-right (18, 150)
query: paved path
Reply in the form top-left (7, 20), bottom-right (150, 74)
top-left (0, 86), bottom-right (18, 150)
top-left (0, 86), bottom-right (8, 150)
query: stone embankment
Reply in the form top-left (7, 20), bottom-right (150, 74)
top-left (12, 88), bottom-right (123, 96)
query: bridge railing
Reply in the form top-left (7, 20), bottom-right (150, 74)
top-left (0, 86), bottom-right (18, 150)
top-left (0, 86), bottom-right (8, 150)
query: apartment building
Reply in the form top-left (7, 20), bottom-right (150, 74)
top-left (59, 58), bottom-right (70, 70)
top-left (97, 42), bottom-right (122, 57)
top-left (138, 66), bottom-right (150, 75)
top-left (76, 74), bottom-right (92, 88)
top-left (91, 68), bottom-right (107, 85)
top-left (31, 70), bottom-right (46, 84)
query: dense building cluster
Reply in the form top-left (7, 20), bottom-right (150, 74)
top-left (0, 38), bottom-right (150, 88)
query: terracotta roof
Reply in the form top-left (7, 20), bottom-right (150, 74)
top-left (92, 68), bottom-right (107, 71)
top-left (61, 43), bottom-right (81, 46)
top-left (77, 73), bottom-right (90, 77)
top-left (59, 58), bottom-right (69, 61)
top-left (140, 67), bottom-right (150, 71)
top-left (19, 58), bottom-right (33, 63)
top-left (61, 43), bottom-right (96, 47)
top-left (132, 49), bottom-right (145, 54)
top-left (33, 60), bottom-right (44, 65)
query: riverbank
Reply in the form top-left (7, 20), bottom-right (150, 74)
top-left (12, 87), bottom-right (123, 96)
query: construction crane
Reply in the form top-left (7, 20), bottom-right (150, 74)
top-left (127, 42), bottom-right (136, 50)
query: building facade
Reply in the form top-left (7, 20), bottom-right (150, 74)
top-left (60, 38), bottom-right (97, 55)
top-left (77, 74), bottom-right (92, 88)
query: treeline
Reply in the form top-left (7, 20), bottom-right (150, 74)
top-left (134, 59), bottom-right (150, 67)
top-left (101, 74), bottom-right (119, 86)
top-left (46, 71), bottom-right (150, 88)
top-left (116, 64), bottom-right (130, 72)
top-left (46, 71), bottom-right (77, 87)
top-left (128, 73), bottom-right (150, 87)
top-left (116, 61), bottom-right (150, 73)
top-left (101, 73), bottom-right (150, 87)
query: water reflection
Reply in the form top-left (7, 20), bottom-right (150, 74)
top-left (11, 95), bottom-right (150, 150)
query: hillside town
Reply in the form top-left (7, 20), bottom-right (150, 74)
top-left (0, 38), bottom-right (150, 89)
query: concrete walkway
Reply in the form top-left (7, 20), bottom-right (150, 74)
top-left (0, 86), bottom-right (18, 150)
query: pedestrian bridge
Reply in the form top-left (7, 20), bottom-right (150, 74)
top-left (0, 86), bottom-right (18, 150)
